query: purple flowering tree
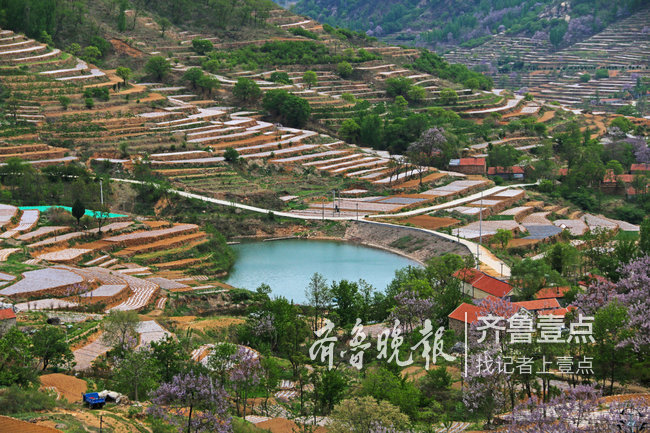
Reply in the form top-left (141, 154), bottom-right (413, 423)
top-left (229, 347), bottom-right (261, 418)
top-left (149, 371), bottom-right (232, 433)
top-left (634, 140), bottom-right (650, 164)
top-left (504, 384), bottom-right (602, 433)
top-left (575, 255), bottom-right (650, 351)
top-left (388, 291), bottom-right (434, 333)
top-left (462, 348), bottom-right (507, 428)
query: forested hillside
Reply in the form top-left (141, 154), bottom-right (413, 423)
top-left (291, 0), bottom-right (649, 49)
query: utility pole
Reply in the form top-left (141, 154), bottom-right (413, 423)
top-left (356, 203), bottom-right (359, 221)
top-left (477, 190), bottom-right (483, 270)
top-left (100, 179), bottom-right (104, 206)
top-left (332, 190), bottom-right (335, 216)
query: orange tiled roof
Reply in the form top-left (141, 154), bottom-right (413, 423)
top-left (453, 268), bottom-right (513, 298)
top-left (0, 308), bottom-right (16, 320)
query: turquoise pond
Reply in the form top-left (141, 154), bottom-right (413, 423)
top-left (225, 239), bottom-right (421, 303)
top-left (19, 206), bottom-right (126, 218)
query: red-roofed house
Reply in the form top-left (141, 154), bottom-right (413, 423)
top-left (631, 163), bottom-right (650, 174)
top-left (0, 308), bottom-right (16, 335)
top-left (487, 166), bottom-right (525, 180)
top-left (538, 306), bottom-right (577, 317)
top-left (513, 298), bottom-right (561, 314)
top-left (449, 157), bottom-right (486, 175)
top-left (453, 268), bottom-right (513, 299)
top-left (535, 286), bottom-right (571, 299)
top-left (578, 274), bottom-right (613, 289)
top-left (448, 303), bottom-right (482, 335)
top-left (602, 170), bottom-right (636, 194)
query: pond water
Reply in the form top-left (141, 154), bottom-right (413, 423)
top-left (225, 239), bottom-right (420, 303)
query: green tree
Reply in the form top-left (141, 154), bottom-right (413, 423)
top-left (101, 310), bottom-right (139, 356)
top-left (145, 56), bottom-right (171, 81)
top-left (639, 218), bottom-right (650, 255)
top-left (0, 328), bottom-right (38, 387)
top-left (549, 21), bottom-right (568, 48)
top-left (269, 71), bottom-right (291, 84)
top-left (197, 74), bottom-right (220, 96)
top-left (311, 369), bottom-right (347, 415)
top-left (580, 73), bottom-right (591, 83)
top-left (192, 38), bottom-right (213, 55)
top-left (545, 242), bottom-right (580, 277)
top-left (233, 78), bottom-right (261, 103)
top-left (437, 88), bottom-right (458, 105)
top-left (150, 336), bottom-right (187, 383)
top-left (406, 85), bottom-right (426, 103)
top-left (183, 67), bottom-right (204, 89)
top-left (115, 66), bottom-right (132, 86)
top-left (305, 272), bottom-right (332, 333)
top-left (336, 61), bottom-right (353, 78)
top-left (359, 114), bottom-right (383, 148)
top-left (487, 144), bottom-right (521, 168)
top-left (511, 258), bottom-right (564, 300)
top-left (114, 349), bottom-right (159, 401)
top-left (592, 301), bottom-right (633, 394)
top-left (339, 119), bottom-right (361, 143)
top-left (223, 147), bottom-right (239, 163)
top-left (606, 159), bottom-right (624, 175)
top-left (610, 116), bottom-right (634, 133)
top-left (303, 70), bottom-right (318, 89)
top-left (58, 95), bottom-right (70, 110)
top-left (158, 17), bottom-right (171, 37)
top-left (492, 228), bottom-right (513, 249)
top-left (32, 325), bottom-right (73, 371)
top-left (82, 46), bottom-right (102, 64)
top-left (330, 280), bottom-right (360, 327)
top-left (329, 396), bottom-right (409, 433)
top-left (595, 68), bottom-right (609, 79)
top-left (71, 199), bottom-right (85, 226)
top-left (385, 77), bottom-right (412, 98)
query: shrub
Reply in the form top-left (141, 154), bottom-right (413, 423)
top-left (233, 78), bottom-right (261, 103)
top-left (288, 27), bottom-right (318, 39)
top-left (0, 386), bottom-right (58, 414)
top-left (145, 56), bottom-right (171, 81)
top-left (82, 45), bottom-right (102, 64)
top-left (269, 71), bottom-right (291, 84)
top-left (580, 73), bottom-right (591, 83)
top-left (58, 95), bottom-right (70, 110)
top-left (224, 147), bottom-right (239, 163)
top-left (85, 97), bottom-right (94, 109)
top-left (192, 38), bottom-right (214, 55)
top-left (202, 59), bottom-right (221, 74)
top-left (385, 77), bottom-right (412, 98)
top-left (595, 68), bottom-right (609, 79)
top-left (336, 61), bottom-right (353, 78)
top-left (438, 88), bottom-right (458, 105)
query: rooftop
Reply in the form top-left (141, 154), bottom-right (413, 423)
top-left (453, 268), bottom-right (513, 298)
top-left (0, 308), bottom-right (16, 320)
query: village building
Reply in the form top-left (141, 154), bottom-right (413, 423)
top-left (0, 308), bottom-right (16, 336)
top-left (448, 157), bottom-right (486, 175)
top-left (453, 268), bottom-right (513, 299)
top-left (487, 166), bottom-right (525, 180)
top-left (535, 286), bottom-right (571, 299)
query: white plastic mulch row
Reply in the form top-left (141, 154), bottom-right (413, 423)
top-left (16, 225), bottom-right (69, 241)
top-left (0, 248), bottom-right (19, 261)
top-left (0, 268), bottom-right (84, 296)
top-left (0, 204), bottom-right (17, 228)
top-left (104, 224), bottom-right (197, 243)
top-left (107, 273), bottom-right (159, 311)
top-left (14, 298), bottom-right (79, 312)
top-left (136, 320), bottom-right (172, 348)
